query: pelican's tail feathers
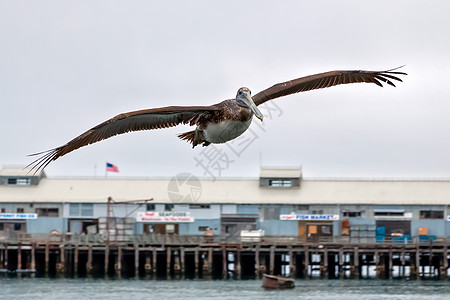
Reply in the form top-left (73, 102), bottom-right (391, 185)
top-left (178, 129), bottom-right (208, 148)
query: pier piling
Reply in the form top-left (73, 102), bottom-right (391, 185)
top-left (0, 235), bottom-right (449, 280)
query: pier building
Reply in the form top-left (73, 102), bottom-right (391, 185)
top-left (0, 165), bottom-right (449, 279)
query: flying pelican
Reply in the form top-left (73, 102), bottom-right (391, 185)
top-left (27, 67), bottom-right (406, 173)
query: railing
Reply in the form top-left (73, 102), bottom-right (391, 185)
top-left (1, 232), bottom-right (449, 246)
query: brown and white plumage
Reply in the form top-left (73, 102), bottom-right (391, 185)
top-left (27, 67), bottom-right (406, 173)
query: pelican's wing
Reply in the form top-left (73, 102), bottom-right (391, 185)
top-left (252, 67), bottom-right (407, 106)
top-left (27, 105), bottom-right (219, 173)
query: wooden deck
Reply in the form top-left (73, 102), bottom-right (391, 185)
top-left (0, 233), bottom-right (449, 279)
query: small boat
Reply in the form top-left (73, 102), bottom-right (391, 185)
top-left (262, 273), bottom-right (295, 289)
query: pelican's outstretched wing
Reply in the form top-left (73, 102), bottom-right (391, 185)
top-left (27, 105), bottom-right (219, 173)
top-left (252, 67), bottom-right (407, 106)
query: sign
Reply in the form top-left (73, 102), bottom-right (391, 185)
top-left (136, 211), bottom-right (194, 223)
top-left (0, 213), bottom-right (37, 219)
top-left (447, 216), bottom-right (450, 221)
top-left (280, 214), bottom-right (339, 221)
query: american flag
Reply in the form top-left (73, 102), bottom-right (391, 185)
top-left (106, 162), bottom-right (119, 173)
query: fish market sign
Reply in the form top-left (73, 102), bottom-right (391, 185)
top-left (0, 213), bottom-right (37, 219)
top-left (137, 211), bottom-right (194, 223)
top-left (280, 214), bottom-right (339, 221)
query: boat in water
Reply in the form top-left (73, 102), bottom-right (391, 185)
top-left (261, 274), bottom-right (295, 289)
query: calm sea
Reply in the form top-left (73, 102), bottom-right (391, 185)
top-left (1, 277), bottom-right (450, 300)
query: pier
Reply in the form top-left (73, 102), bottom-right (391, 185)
top-left (1, 233), bottom-right (449, 279)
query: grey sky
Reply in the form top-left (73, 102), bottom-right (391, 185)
top-left (1, 1), bottom-right (450, 179)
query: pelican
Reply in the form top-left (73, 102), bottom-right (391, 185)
top-left (28, 67), bottom-right (406, 173)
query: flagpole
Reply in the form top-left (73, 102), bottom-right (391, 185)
top-left (105, 162), bottom-right (107, 179)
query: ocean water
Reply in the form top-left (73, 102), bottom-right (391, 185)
top-left (1, 277), bottom-right (450, 300)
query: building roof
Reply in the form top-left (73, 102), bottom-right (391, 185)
top-left (259, 167), bottom-right (302, 178)
top-left (0, 166), bottom-right (45, 177)
top-left (1, 165), bottom-right (450, 205)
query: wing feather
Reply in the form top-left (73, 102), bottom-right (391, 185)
top-left (27, 105), bottom-right (219, 174)
top-left (252, 67), bottom-right (406, 106)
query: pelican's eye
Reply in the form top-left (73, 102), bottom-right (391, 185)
top-left (239, 90), bottom-right (243, 95)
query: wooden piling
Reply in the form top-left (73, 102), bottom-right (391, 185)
top-left (269, 246), bottom-right (275, 275)
top-left (255, 246), bottom-right (260, 278)
top-left (87, 246), bottom-right (93, 274)
top-left (74, 245), bottom-right (79, 275)
top-left (401, 247), bottom-right (406, 278)
top-left (289, 246), bottom-right (295, 278)
top-left (388, 248), bottom-right (393, 279)
top-left (31, 243), bottom-right (35, 271)
top-left (194, 247), bottom-right (199, 278)
top-left (17, 243), bottom-right (22, 271)
top-left (135, 244), bottom-right (139, 277)
top-left (429, 239), bottom-right (433, 277)
top-left (338, 248), bottom-right (343, 278)
top-left (415, 245), bottom-right (421, 279)
top-left (166, 247), bottom-right (171, 276)
top-left (117, 246), bottom-right (122, 276)
top-left (4, 244), bottom-right (8, 270)
top-left (304, 246), bottom-right (310, 278)
top-left (152, 248), bottom-right (157, 276)
top-left (45, 243), bottom-right (49, 274)
top-left (208, 248), bottom-right (213, 275)
top-left (236, 249), bottom-right (241, 279)
top-left (442, 240), bottom-right (448, 278)
top-left (104, 245), bottom-right (109, 275)
top-left (322, 248), bottom-right (328, 278)
top-left (353, 247), bottom-right (359, 278)
top-left (374, 250), bottom-right (380, 279)
top-left (58, 245), bottom-right (65, 273)
top-left (222, 247), bottom-right (227, 279)
top-left (180, 247), bottom-right (185, 276)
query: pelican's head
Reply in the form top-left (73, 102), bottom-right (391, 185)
top-left (236, 87), bottom-right (264, 121)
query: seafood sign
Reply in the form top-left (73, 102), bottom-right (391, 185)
top-left (280, 214), bottom-right (339, 221)
top-left (136, 211), bottom-right (194, 223)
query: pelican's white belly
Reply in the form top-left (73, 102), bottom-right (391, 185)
top-left (203, 119), bottom-right (252, 144)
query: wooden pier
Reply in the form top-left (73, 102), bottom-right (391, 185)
top-left (0, 234), bottom-right (448, 279)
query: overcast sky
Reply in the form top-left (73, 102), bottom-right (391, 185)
top-left (1, 1), bottom-right (450, 179)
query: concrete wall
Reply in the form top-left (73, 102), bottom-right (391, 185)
top-left (26, 217), bottom-right (66, 233)
top-left (411, 219), bottom-right (446, 236)
top-left (259, 220), bottom-right (297, 235)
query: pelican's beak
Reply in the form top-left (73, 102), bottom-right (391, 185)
top-left (243, 93), bottom-right (264, 122)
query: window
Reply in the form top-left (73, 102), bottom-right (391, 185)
top-left (321, 225), bottom-right (332, 235)
top-left (420, 210), bottom-right (443, 219)
top-left (0, 223), bottom-right (4, 231)
top-left (1, 208), bottom-right (5, 213)
top-left (16, 208), bottom-right (24, 213)
top-left (69, 204), bottom-right (93, 217)
top-left (166, 224), bottom-right (175, 233)
top-left (165, 204), bottom-right (174, 211)
top-left (198, 226), bottom-right (209, 231)
top-left (374, 211), bottom-right (404, 217)
top-left (14, 223), bottom-right (22, 231)
top-left (269, 179), bottom-right (292, 187)
top-left (298, 205), bottom-right (309, 210)
top-left (7, 178), bottom-right (30, 186)
top-left (263, 207), bottom-right (280, 220)
top-left (343, 211), bottom-right (362, 218)
top-left (146, 204), bottom-right (155, 211)
top-left (36, 208), bottom-right (59, 217)
top-left (189, 204), bottom-right (210, 209)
